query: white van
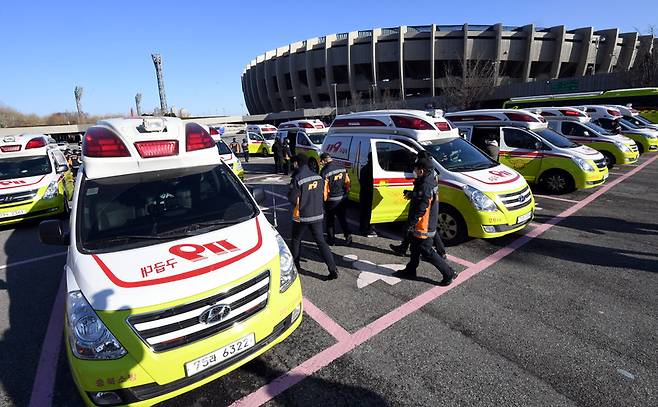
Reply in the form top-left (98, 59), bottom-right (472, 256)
top-left (323, 110), bottom-right (535, 244)
top-left (446, 109), bottom-right (609, 193)
top-left (205, 125), bottom-right (244, 180)
top-left (38, 117), bottom-right (302, 406)
top-left (276, 119), bottom-right (327, 171)
top-left (609, 104), bottom-right (658, 131)
top-left (246, 124), bottom-right (278, 152)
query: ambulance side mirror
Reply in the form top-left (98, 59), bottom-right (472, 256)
top-left (250, 187), bottom-right (266, 205)
top-left (39, 220), bottom-right (70, 246)
top-left (56, 164), bottom-right (69, 174)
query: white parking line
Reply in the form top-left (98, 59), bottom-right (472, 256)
top-left (0, 252), bottom-right (66, 270)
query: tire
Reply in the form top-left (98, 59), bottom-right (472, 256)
top-left (637, 143), bottom-right (645, 154)
top-left (308, 158), bottom-right (320, 173)
top-left (602, 151), bottom-right (616, 169)
top-left (539, 170), bottom-right (575, 194)
top-left (438, 206), bottom-right (467, 246)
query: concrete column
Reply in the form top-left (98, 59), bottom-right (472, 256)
top-left (249, 65), bottom-right (264, 114)
top-left (264, 53), bottom-right (279, 112)
top-left (255, 57), bottom-right (271, 112)
top-left (618, 32), bottom-right (639, 71)
top-left (242, 72), bottom-right (255, 114)
top-left (276, 46), bottom-right (291, 111)
top-left (324, 34), bottom-right (337, 107)
top-left (521, 24), bottom-right (535, 82)
top-left (636, 35), bottom-right (655, 68)
top-left (573, 27), bottom-right (594, 76)
top-left (549, 25), bottom-right (566, 78)
top-left (595, 28), bottom-right (619, 73)
top-left (305, 39), bottom-right (320, 106)
top-left (289, 43), bottom-right (303, 110)
top-left (430, 24), bottom-right (436, 96)
top-left (493, 23), bottom-right (502, 85)
top-left (399, 25), bottom-right (407, 100)
top-left (347, 31), bottom-right (357, 101)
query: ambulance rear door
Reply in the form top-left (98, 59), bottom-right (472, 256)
top-left (368, 139), bottom-right (417, 224)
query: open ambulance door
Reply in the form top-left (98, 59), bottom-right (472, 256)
top-left (368, 139), bottom-right (417, 224)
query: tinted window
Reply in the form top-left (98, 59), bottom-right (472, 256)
top-left (594, 118), bottom-right (620, 133)
top-left (216, 140), bottom-right (232, 155)
top-left (248, 133), bottom-right (263, 141)
top-left (562, 122), bottom-right (592, 137)
top-left (78, 164), bottom-right (256, 253)
top-left (297, 132), bottom-right (311, 146)
top-left (375, 142), bottom-right (416, 173)
top-left (503, 128), bottom-right (539, 150)
top-left (620, 118), bottom-right (641, 129)
top-left (534, 128), bottom-right (578, 148)
top-left (584, 122), bottom-right (613, 136)
top-left (308, 132), bottom-right (327, 145)
top-left (0, 156), bottom-right (52, 180)
top-left (424, 137), bottom-right (496, 172)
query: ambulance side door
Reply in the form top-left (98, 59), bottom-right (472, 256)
top-left (369, 139), bottom-right (417, 224)
top-left (51, 149), bottom-right (74, 199)
top-left (500, 127), bottom-right (543, 182)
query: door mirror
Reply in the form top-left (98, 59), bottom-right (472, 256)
top-left (56, 164), bottom-right (69, 174)
top-left (39, 220), bottom-right (69, 245)
top-left (534, 141), bottom-right (543, 150)
top-left (458, 129), bottom-right (468, 139)
top-left (250, 187), bottom-right (266, 205)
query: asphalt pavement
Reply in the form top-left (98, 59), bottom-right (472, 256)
top-left (0, 154), bottom-right (656, 406)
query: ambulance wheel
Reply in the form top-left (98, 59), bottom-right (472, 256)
top-left (309, 158), bottom-right (320, 173)
top-left (637, 143), bottom-right (644, 154)
top-left (602, 151), bottom-right (616, 169)
top-left (539, 170), bottom-right (575, 194)
top-left (438, 206), bottom-right (466, 246)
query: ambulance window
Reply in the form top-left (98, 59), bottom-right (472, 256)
top-left (562, 122), bottom-right (591, 137)
top-left (248, 133), bottom-right (263, 141)
top-left (0, 156), bottom-right (52, 180)
top-left (52, 150), bottom-right (69, 168)
top-left (297, 132), bottom-right (311, 146)
top-left (502, 128), bottom-right (539, 150)
top-left (375, 142), bottom-right (416, 173)
top-left (216, 140), bottom-right (232, 155)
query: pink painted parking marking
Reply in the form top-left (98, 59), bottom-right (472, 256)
top-left (533, 194), bottom-right (580, 204)
top-left (230, 155), bottom-right (658, 407)
top-left (447, 254), bottom-right (475, 268)
top-left (303, 297), bottom-right (350, 342)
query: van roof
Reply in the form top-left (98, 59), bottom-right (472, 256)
top-left (523, 107), bottom-right (591, 123)
top-left (278, 119), bottom-right (326, 132)
top-left (0, 134), bottom-right (53, 158)
top-left (445, 109), bottom-right (548, 130)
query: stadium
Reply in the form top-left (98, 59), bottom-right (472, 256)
top-left (241, 24), bottom-right (657, 114)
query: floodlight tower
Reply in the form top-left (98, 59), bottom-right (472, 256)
top-left (151, 54), bottom-right (168, 113)
top-left (135, 93), bottom-right (143, 116)
top-left (74, 86), bottom-right (83, 123)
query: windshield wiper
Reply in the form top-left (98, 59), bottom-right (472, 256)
top-left (88, 234), bottom-right (189, 246)
top-left (456, 163), bottom-right (495, 171)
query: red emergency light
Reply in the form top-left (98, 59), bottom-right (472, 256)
top-left (391, 115), bottom-right (433, 130)
top-left (134, 140), bottom-right (179, 158)
top-left (25, 137), bottom-right (47, 149)
top-left (0, 145), bottom-right (22, 152)
top-left (185, 123), bottom-right (216, 151)
top-left (84, 127), bottom-right (131, 157)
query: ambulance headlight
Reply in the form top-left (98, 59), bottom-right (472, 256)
top-left (276, 233), bottom-right (297, 292)
top-left (43, 181), bottom-right (59, 199)
top-left (463, 185), bottom-right (498, 212)
top-left (572, 156), bottom-right (595, 172)
top-left (67, 291), bottom-right (126, 360)
top-left (614, 141), bottom-right (631, 153)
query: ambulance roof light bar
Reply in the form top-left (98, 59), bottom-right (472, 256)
top-left (140, 117), bottom-right (167, 133)
top-left (84, 127), bottom-right (131, 158)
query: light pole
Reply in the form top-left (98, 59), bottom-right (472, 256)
top-left (331, 83), bottom-right (338, 114)
top-left (74, 86), bottom-right (83, 124)
top-left (135, 93), bottom-right (142, 116)
top-left (371, 83), bottom-right (377, 108)
top-left (293, 96), bottom-right (297, 111)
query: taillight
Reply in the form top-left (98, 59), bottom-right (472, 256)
top-left (445, 115), bottom-right (499, 122)
top-left (315, 124), bottom-right (324, 129)
top-left (209, 127), bottom-right (220, 135)
top-left (435, 121), bottom-right (451, 131)
top-left (134, 140), bottom-right (179, 158)
top-left (25, 137), bottom-right (47, 149)
top-left (300, 122), bottom-right (314, 129)
top-left (607, 109), bottom-right (621, 117)
top-left (185, 123), bottom-right (215, 151)
top-left (504, 112), bottom-right (538, 122)
top-left (560, 109), bottom-right (582, 117)
top-left (83, 127), bottom-right (130, 157)
top-left (332, 118), bottom-right (386, 127)
top-left (391, 115), bottom-right (433, 130)
top-left (541, 112), bottom-right (556, 116)
top-left (0, 145), bottom-right (21, 152)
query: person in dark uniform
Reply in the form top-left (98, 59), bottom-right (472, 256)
top-left (359, 152), bottom-right (377, 237)
top-left (288, 153), bottom-right (338, 280)
top-left (390, 151), bottom-right (447, 258)
top-left (397, 158), bottom-right (456, 286)
top-left (282, 139), bottom-right (293, 175)
top-left (272, 138), bottom-right (284, 174)
top-left (241, 138), bottom-right (250, 162)
top-left (229, 138), bottom-right (240, 155)
top-left (320, 153), bottom-right (352, 246)
top-left (484, 134), bottom-right (499, 162)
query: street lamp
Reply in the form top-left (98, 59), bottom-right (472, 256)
top-left (293, 96), bottom-right (297, 111)
top-left (331, 83), bottom-right (338, 114)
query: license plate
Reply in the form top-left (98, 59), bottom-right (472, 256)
top-left (185, 333), bottom-right (255, 376)
top-left (0, 209), bottom-right (27, 219)
top-left (603, 173), bottom-right (609, 180)
top-left (517, 211), bottom-right (532, 224)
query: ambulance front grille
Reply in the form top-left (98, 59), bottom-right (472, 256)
top-left (594, 158), bottom-right (607, 170)
top-left (630, 144), bottom-right (638, 152)
top-left (497, 186), bottom-right (533, 211)
top-left (127, 271), bottom-right (270, 352)
top-left (0, 189), bottom-right (38, 206)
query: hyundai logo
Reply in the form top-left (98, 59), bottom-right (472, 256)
top-left (199, 304), bottom-right (231, 325)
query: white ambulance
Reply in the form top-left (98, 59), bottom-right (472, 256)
top-left (574, 105), bottom-right (656, 153)
top-left (609, 104), bottom-right (658, 131)
top-left (246, 124), bottom-right (278, 145)
top-left (38, 117), bottom-right (302, 406)
top-left (244, 124), bottom-right (277, 155)
top-left (206, 125), bottom-right (244, 180)
top-left (598, 105), bottom-right (658, 154)
top-left (323, 110), bottom-right (535, 244)
top-left (276, 119), bottom-right (328, 171)
top-left (0, 134), bottom-right (74, 224)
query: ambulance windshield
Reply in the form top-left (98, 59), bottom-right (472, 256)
top-left (424, 138), bottom-right (497, 172)
top-left (308, 132), bottom-right (327, 145)
top-left (78, 164), bottom-right (257, 252)
top-left (0, 156), bottom-right (52, 180)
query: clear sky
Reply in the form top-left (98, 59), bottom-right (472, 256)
top-left (1, 0), bottom-right (657, 116)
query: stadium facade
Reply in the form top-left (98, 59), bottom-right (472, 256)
top-left (241, 24), bottom-right (657, 114)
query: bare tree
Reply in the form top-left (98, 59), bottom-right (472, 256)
top-left (135, 93), bottom-right (143, 116)
top-left (624, 25), bottom-right (658, 88)
top-left (74, 86), bottom-right (84, 123)
top-left (440, 57), bottom-right (497, 111)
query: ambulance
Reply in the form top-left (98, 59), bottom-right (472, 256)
top-left (276, 119), bottom-right (327, 172)
top-left (445, 109), bottom-right (609, 194)
top-left (206, 125), bottom-right (244, 180)
top-left (38, 117), bottom-right (302, 406)
top-left (525, 107), bottom-right (640, 168)
top-left (245, 124), bottom-right (277, 155)
top-left (576, 105), bottom-right (656, 154)
top-left (609, 104), bottom-right (658, 131)
top-left (601, 106), bottom-right (658, 153)
top-left (323, 110), bottom-right (535, 244)
top-left (246, 124), bottom-right (277, 146)
top-left (0, 134), bottom-right (74, 224)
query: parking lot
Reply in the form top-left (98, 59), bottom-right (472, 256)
top-left (1, 153), bottom-right (657, 406)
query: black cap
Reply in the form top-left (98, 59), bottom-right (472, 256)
top-left (292, 153), bottom-right (308, 166)
top-left (320, 152), bottom-right (331, 160)
top-left (414, 158), bottom-right (432, 171)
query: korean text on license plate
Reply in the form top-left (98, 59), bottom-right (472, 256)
top-left (185, 333), bottom-right (256, 376)
top-left (0, 209), bottom-right (27, 219)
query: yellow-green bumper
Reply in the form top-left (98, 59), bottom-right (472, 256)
top-left (0, 193), bottom-right (66, 225)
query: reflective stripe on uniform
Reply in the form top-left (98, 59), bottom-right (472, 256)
top-left (298, 175), bottom-right (322, 185)
top-left (323, 168), bottom-right (346, 178)
top-left (299, 214), bottom-right (324, 222)
top-left (327, 195), bottom-right (346, 202)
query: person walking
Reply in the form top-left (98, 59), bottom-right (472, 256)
top-left (397, 158), bottom-right (457, 286)
top-left (359, 152), bottom-right (377, 237)
top-left (288, 154), bottom-right (338, 280)
top-left (320, 153), bottom-right (352, 246)
top-left (241, 138), bottom-right (250, 163)
top-left (229, 138), bottom-right (240, 156)
top-left (390, 152), bottom-right (447, 258)
top-left (282, 139), bottom-right (293, 175)
top-left (272, 138), bottom-right (284, 174)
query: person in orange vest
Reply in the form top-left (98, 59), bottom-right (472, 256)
top-left (320, 152), bottom-right (352, 246)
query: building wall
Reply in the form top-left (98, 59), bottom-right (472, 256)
top-left (242, 24), bottom-right (655, 114)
